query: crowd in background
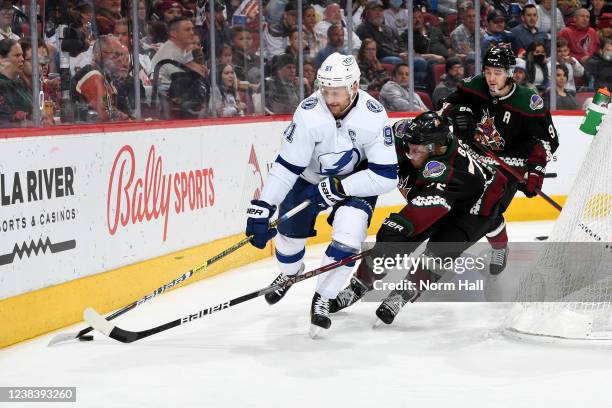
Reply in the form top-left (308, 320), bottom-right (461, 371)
top-left (0, 0), bottom-right (610, 127)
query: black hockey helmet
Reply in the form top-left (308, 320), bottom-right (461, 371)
top-left (398, 111), bottom-right (452, 147)
top-left (482, 45), bottom-right (516, 70)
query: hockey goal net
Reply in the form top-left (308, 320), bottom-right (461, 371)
top-left (504, 106), bottom-right (612, 342)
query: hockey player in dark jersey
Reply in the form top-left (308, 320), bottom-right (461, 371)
top-left (329, 111), bottom-right (509, 324)
top-left (442, 45), bottom-right (559, 275)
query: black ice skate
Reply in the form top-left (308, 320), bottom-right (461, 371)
top-left (374, 285), bottom-right (419, 326)
top-left (264, 264), bottom-right (304, 305)
top-left (309, 292), bottom-right (331, 338)
top-left (489, 246), bottom-right (508, 275)
top-left (329, 277), bottom-right (370, 313)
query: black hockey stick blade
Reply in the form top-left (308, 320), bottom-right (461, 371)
top-left (84, 251), bottom-right (369, 343)
top-left (49, 200), bottom-right (310, 346)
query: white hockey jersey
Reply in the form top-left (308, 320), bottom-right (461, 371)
top-left (260, 90), bottom-right (399, 206)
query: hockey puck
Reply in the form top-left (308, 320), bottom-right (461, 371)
top-left (78, 335), bottom-right (94, 341)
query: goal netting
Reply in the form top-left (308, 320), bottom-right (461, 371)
top-left (504, 105), bottom-right (612, 342)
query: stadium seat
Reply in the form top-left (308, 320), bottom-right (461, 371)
top-left (433, 63), bottom-right (446, 84)
top-left (575, 91), bottom-right (594, 108)
top-left (417, 91), bottom-right (433, 110)
top-left (381, 63), bottom-right (395, 76)
top-left (423, 12), bottom-right (440, 27)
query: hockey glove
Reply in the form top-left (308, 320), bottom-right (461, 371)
top-left (246, 200), bottom-right (277, 249)
top-left (445, 105), bottom-right (475, 141)
top-left (300, 177), bottom-right (347, 210)
top-left (376, 213), bottom-right (414, 242)
top-left (520, 143), bottom-right (547, 198)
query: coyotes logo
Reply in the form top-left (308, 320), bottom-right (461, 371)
top-left (475, 110), bottom-right (506, 150)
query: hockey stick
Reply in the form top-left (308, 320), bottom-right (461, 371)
top-left (84, 251), bottom-right (369, 343)
top-left (48, 200), bottom-right (311, 346)
top-left (471, 143), bottom-right (563, 212)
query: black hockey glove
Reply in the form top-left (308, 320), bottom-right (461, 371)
top-left (300, 177), bottom-right (347, 210)
top-left (519, 143), bottom-right (547, 198)
top-left (246, 200), bottom-right (277, 249)
top-left (376, 213), bottom-right (414, 243)
top-left (445, 105), bottom-right (476, 140)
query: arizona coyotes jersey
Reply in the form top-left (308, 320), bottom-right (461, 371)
top-left (445, 74), bottom-right (559, 169)
top-left (394, 133), bottom-right (508, 236)
top-left (260, 90), bottom-right (398, 206)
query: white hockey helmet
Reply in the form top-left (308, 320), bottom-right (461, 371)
top-left (316, 52), bottom-right (361, 100)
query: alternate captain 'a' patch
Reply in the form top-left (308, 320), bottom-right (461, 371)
top-left (529, 94), bottom-right (544, 110)
top-left (301, 97), bottom-right (318, 110)
top-left (366, 99), bottom-right (384, 113)
top-left (422, 161), bottom-right (446, 178)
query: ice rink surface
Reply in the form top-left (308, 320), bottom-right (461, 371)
top-left (2, 220), bottom-right (612, 408)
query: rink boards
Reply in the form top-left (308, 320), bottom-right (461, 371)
top-left (0, 112), bottom-right (590, 347)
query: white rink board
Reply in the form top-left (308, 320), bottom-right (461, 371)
top-left (0, 115), bottom-right (589, 299)
top-left (0, 122), bottom-right (286, 299)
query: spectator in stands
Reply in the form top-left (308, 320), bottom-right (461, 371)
top-left (525, 41), bottom-right (549, 92)
top-left (71, 35), bottom-right (130, 121)
top-left (314, 24), bottom-right (347, 68)
top-left (0, 38), bottom-right (31, 126)
top-left (59, 0), bottom-right (93, 60)
top-left (511, 4), bottom-right (548, 55)
top-left (355, 0), bottom-right (408, 65)
top-left (314, 3), bottom-right (361, 54)
top-left (384, 0), bottom-right (409, 34)
top-left (512, 57), bottom-right (533, 87)
top-left (432, 57), bottom-right (465, 109)
top-left (597, 13), bottom-right (612, 42)
top-left (548, 37), bottom-right (584, 93)
top-left (151, 17), bottom-right (206, 91)
top-left (357, 38), bottom-right (389, 92)
top-left (303, 5), bottom-right (320, 59)
top-left (303, 59), bottom-right (316, 97)
top-left (558, 8), bottom-right (600, 64)
top-left (379, 63), bottom-right (428, 112)
top-left (231, 26), bottom-right (261, 83)
top-left (153, 0), bottom-right (183, 24)
top-left (285, 28), bottom-right (309, 61)
top-left (451, 6), bottom-right (485, 62)
top-left (217, 43), bottom-right (233, 65)
top-left (113, 19), bottom-right (154, 105)
top-left (18, 39), bottom-right (49, 90)
top-left (0, 0), bottom-right (18, 41)
top-left (411, 5), bottom-right (450, 62)
top-left (96, 0), bottom-right (122, 34)
top-left (544, 64), bottom-right (578, 110)
top-left (213, 63), bottom-right (246, 117)
top-left (481, 9), bottom-right (517, 57)
top-left (589, 0), bottom-right (607, 28)
top-left (536, 0), bottom-right (565, 35)
top-left (262, 2), bottom-right (297, 59)
top-left (585, 38), bottom-right (612, 90)
top-left (558, 0), bottom-right (579, 25)
top-left (265, 53), bottom-right (299, 114)
top-left (198, 0), bottom-right (231, 60)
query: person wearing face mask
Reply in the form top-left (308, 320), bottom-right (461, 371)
top-left (441, 45), bottom-right (558, 276)
top-left (525, 41), bottom-right (549, 92)
top-left (585, 38), bottom-right (612, 91)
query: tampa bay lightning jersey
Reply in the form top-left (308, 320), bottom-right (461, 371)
top-left (260, 90), bottom-right (398, 206)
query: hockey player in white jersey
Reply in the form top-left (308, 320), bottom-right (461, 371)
top-left (245, 52), bottom-right (398, 337)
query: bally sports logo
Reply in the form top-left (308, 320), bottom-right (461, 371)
top-left (107, 145), bottom-right (215, 241)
